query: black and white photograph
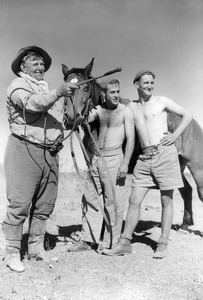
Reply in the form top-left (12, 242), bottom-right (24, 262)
top-left (0, 1), bottom-right (203, 299)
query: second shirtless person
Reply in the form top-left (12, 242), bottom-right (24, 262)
top-left (67, 78), bottom-right (135, 252)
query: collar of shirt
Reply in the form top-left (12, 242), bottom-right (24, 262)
top-left (19, 71), bottom-right (49, 92)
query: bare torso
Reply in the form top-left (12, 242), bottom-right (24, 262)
top-left (90, 103), bottom-right (127, 149)
top-left (128, 96), bottom-right (168, 148)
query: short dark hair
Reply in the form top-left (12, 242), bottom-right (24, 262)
top-left (108, 79), bottom-right (120, 86)
top-left (104, 79), bottom-right (120, 91)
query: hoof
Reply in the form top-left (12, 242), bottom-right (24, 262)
top-left (179, 222), bottom-right (192, 232)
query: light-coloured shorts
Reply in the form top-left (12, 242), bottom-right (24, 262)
top-left (132, 143), bottom-right (183, 190)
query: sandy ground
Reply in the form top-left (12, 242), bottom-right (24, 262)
top-left (0, 169), bottom-right (203, 300)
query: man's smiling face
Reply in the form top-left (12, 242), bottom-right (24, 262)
top-left (105, 83), bottom-right (120, 108)
top-left (21, 57), bottom-right (45, 81)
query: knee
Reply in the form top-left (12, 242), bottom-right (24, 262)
top-left (5, 204), bottom-right (30, 225)
top-left (161, 196), bottom-right (173, 208)
top-left (129, 194), bottom-right (141, 208)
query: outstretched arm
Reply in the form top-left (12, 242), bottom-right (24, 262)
top-left (9, 82), bottom-right (78, 113)
top-left (161, 97), bottom-right (193, 145)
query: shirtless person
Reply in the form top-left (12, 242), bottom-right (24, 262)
top-left (103, 70), bottom-right (192, 258)
top-left (67, 79), bottom-right (134, 252)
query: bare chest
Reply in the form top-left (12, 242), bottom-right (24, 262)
top-left (100, 109), bottom-right (123, 127)
top-left (134, 101), bottom-right (166, 123)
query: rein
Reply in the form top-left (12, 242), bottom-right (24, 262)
top-left (70, 120), bottom-right (118, 227)
top-left (70, 131), bottom-right (113, 228)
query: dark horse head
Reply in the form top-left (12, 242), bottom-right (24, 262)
top-left (62, 58), bottom-right (103, 130)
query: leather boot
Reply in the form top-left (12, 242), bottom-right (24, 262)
top-left (153, 237), bottom-right (168, 259)
top-left (2, 223), bottom-right (25, 272)
top-left (67, 240), bottom-right (92, 252)
top-left (5, 251), bottom-right (25, 273)
top-left (28, 219), bottom-right (47, 260)
top-left (102, 236), bottom-right (132, 256)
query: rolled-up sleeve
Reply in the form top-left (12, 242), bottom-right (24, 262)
top-left (7, 77), bottom-right (64, 143)
top-left (10, 88), bottom-right (59, 113)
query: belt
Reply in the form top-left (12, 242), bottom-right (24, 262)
top-left (142, 143), bottom-right (163, 154)
top-left (12, 133), bottom-right (63, 154)
top-left (95, 145), bottom-right (123, 157)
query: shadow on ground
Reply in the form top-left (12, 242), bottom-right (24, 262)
top-left (20, 219), bottom-right (203, 256)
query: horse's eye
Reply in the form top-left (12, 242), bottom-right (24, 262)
top-left (83, 86), bottom-right (89, 92)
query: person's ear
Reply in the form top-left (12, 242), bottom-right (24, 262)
top-left (134, 81), bottom-right (139, 89)
top-left (101, 91), bottom-right (106, 103)
top-left (20, 63), bottom-right (26, 73)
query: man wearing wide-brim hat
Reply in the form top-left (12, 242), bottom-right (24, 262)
top-left (2, 45), bottom-right (78, 273)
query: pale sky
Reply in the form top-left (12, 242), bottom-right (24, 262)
top-left (0, 0), bottom-right (203, 170)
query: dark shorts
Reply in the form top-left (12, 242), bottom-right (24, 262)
top-left (132, 143), bottom-right (183, 190)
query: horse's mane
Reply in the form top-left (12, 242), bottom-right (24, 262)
top-left (91, 80), bottom-right (104, 107)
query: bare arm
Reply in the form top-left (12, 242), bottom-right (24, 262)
top-left (88, 106), bottom-right (99, 123)
top-left (161, 97), bottom-right (193, 145)
top-left (118, 106), bottom-right (135, 178)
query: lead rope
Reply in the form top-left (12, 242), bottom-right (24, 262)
top-left (84, 120), bottom-right (118, 227)
top-left (70, 129), bottom-right (113, 227)
top-left (71, 120), bottom-right (118, 227)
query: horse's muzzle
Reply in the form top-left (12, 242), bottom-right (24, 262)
top-left (64, 114), bottom-right (83, 130)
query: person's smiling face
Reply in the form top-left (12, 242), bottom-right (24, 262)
top-left (136, 74), bottom-right (154, 99)
top-left (21, 57), bottom-right (45, 81)
top-left (105, 83), bottom-right (120, 108)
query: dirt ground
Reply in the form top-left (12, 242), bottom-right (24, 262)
top-left (0, 168), bottom-right (203, 300)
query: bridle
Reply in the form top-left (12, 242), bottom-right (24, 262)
top-left (63, 66), bottom-right (122, 136)
top-left (62, 73), bottom-right (94, 141)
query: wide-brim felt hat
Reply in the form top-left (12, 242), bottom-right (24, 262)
top-left (133, 70), bottom-right (155, 84)
top-left (11, 45), bottom-right (52, 76)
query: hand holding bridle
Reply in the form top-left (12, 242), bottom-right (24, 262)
top-left (56, 82), bottom-right (78, 98)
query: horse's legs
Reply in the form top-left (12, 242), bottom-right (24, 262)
top-left (178, 157), bottom-right (194, 229)
top-left (197, 187), bottom-right (203, 203)
top-left (184, 162), bottom-right (203, 225)
top-left (178, 175), bottom-right (193, 229)
top-left (191, 169), bottom-right (203, 203)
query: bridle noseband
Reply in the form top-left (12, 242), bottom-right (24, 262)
top-left (64, 73), bottom-right (93, 132)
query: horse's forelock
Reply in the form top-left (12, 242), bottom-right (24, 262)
top-left (63, 66), bottom-right (103, 107)
top-left (64, 67), bottom-right (89, 82)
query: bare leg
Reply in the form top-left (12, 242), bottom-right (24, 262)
top-left (122, 187), bottom-right (150, 239)
top-left (102, 187), bottom-right (149, 255)
top-left (160, 190), bottom-right (174, 240)
top-left (153, 189), bottom-right (173, 259)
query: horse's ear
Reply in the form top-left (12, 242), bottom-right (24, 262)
top-left (84, 58), bottom-right (94, 75)
top-left (61, 64), bottom-right (69, 76)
